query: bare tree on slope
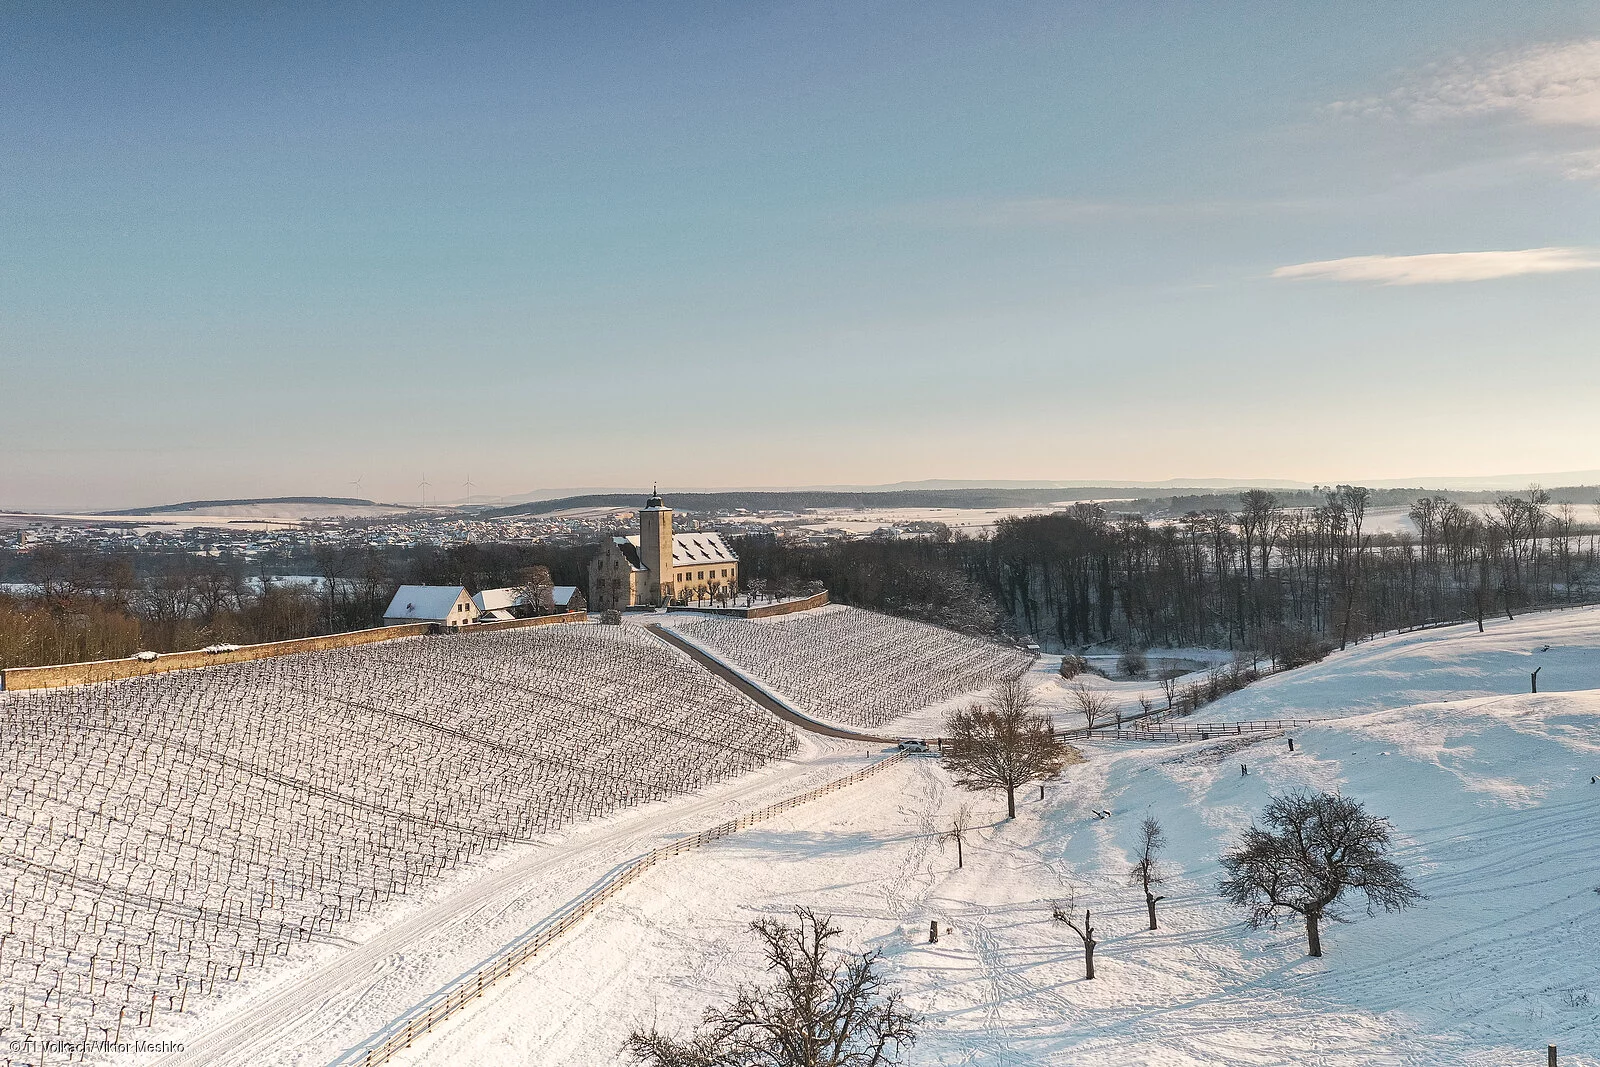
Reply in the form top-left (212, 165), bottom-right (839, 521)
top-left (1068, 681), bottom-right (1117, 731)
top-left (1129, 816), bottom-right (1168, 931)
top-left (626, 907), bottom-right (917, 1067)
top-left (942, 678), bottom-right (1074, 819)
top-left (1218, 791), bottom-right (1422, 958)
top-left (1051, 885), bottom-right (1099, 980)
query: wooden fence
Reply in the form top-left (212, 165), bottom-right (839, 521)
top-left (1063, 718), bottom-right (1328, 743)
top-left (331, 750), bottom-right (909, 1067)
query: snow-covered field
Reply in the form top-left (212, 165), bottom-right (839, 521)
top-left (669, 605), bottom-right (1035, 730)
top-left (0, 623), bottom-right (794, 1064)
top-left (153, 732), bottom-right (880, 1067)
top-left (399, 607), bottom-right (1600, 1066)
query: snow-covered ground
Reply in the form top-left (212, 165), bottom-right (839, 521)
top-left (395, 607), bottom-right (1600, 1066)
top-left (153, 732), bottom-right (883, 1067)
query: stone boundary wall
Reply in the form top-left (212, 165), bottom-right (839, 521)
top-left (0, 611), bottom-right (587, 691)
top-left (670, 591), bottom-right (830, 620)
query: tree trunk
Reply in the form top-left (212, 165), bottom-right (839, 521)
top-left (1145, 894), bottom-right (1158, 931)
top-left (1006, 784), bottom-right (1016, 820)
top-left (956, 835), bottom-right (963, 869)
top-left (1083, 938), bottom-right (1096, 979)
top-left (1305, 910), bottom-right (1322, 957)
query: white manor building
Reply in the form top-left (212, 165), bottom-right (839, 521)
top-left (587, 492), bottom-right (738, 610)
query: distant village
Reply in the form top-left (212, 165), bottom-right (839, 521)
top-left (0, 501), bottom-right (937, 565)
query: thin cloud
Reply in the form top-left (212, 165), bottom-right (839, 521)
top-left (893, 196), bottom-right (1326, 228)
top-left (1272, 248), bottom-right (1600, 285)
top-left (1333, 39), bottom-right (1600, 127)
top-left (1560, 147), bottom-right (1600, 181)
top-left (1330, 39), bottom-right (1600, 184)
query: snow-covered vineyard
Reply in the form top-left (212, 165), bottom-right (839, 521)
top-left (0, 625), bottom-right (792, 1059)
top-left (672, 607), bottom-right (1035, 728)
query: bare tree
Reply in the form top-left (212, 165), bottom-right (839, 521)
top-left (992, 675), bottom-right (1038, 716)
top-left (1068, 682), bottom-right (1117, 731)
top-left (1128, 817), bottom-right (1168, 930)
top-left (626, 907), bottom-right (917, 1067)
top-left (1218, 791), bottom-right (1422, 958)
top-left (942, 681), bottom-right (1073, 819)
top-left (1050, 887), bottom-right (1098, 980)
top-left (517, 565), bottom-right (554, 616)
top-left (947, 804), bottom-right (972, 869)
top-left (1159, 674), bottom-right (1179, 711)
top-left (1239, 488), bottom-right (1282, 580)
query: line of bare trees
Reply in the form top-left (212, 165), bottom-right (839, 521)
top-left (735, 486), bottom-right (1600, 653)
top-left (991, 485), bottom-right (1600, 651)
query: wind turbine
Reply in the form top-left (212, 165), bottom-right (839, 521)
top-left (418, 472), bottom-right (431, 507)
top-left (463, 473), bottom-right (477, 501)
top-left (349, 474), bottom-right (365, 498)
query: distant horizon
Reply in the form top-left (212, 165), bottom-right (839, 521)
top-left (8, 467), bottom-right (1600, 516)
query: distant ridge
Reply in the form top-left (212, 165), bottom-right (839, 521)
top-left (100, 496), bottom-right (382, 516)
top-left (490, 483), bottom-right (1600, 520)
top-left (488, 487), bottom-right (1198, 517)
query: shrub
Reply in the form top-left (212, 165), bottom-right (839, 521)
top-left (1266, 627), bottom-right (1334, 669)
top-left (1116, 647), bottom-right (1148, 679)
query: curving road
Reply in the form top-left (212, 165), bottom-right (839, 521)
top-left (646, 623), bottom-right (899, 743)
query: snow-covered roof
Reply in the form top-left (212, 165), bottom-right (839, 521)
top-left (620, 533), bottom-right (738, 567)
top-left (672, 532), bottom-right (738, 566)
top-left (480, 608), bottom-right (517, 622)
top-left (473, 585), bottom-right (580, 612)
top-left (473, 587), bottom-right (525, 613)
top-left (384, 585), bottom-right (468, 621)
top-left (612, 536), bottom-right (647, 570)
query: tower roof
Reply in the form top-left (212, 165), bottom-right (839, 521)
top-left (643, 484), bottom-right (668, 510)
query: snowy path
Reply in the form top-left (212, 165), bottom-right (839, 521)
top-left (647, 622), bottom-right (897, 742)
top-left (153, 734), bottom-right (879, 1067)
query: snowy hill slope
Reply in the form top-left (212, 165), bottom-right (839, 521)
top-left (398, 606), bottom-right (1600, 1067)
top-left (1187, 605), bottom-right (1600, 722)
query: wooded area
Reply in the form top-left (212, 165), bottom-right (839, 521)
top-left (734, 487), bottom-right (1600, 653)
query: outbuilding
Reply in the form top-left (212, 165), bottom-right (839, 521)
top-left (382, 585), bottom-right (476, 629)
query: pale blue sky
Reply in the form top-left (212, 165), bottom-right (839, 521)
top-left (4, 2), bottom-right (1598, 509)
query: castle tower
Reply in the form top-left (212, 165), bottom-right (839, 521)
top-left (638, 487), bottom-right (673, 604)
